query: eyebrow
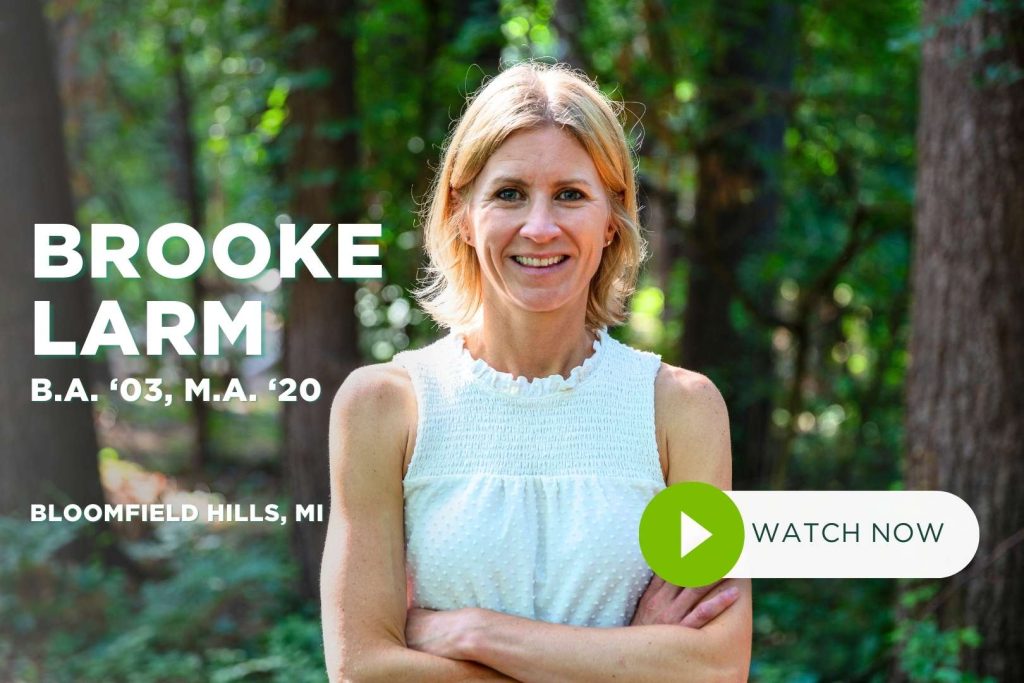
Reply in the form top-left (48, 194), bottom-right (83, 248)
top-left (488, 175), bottom-right (596, 189)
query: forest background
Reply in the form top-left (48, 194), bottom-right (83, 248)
top-left (1, 0), bottom-right (1021, 681)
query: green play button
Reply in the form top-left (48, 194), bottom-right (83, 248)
top-left (639, 481), bottom-right (745, 587)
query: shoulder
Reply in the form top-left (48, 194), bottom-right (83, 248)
top-left (329, 362), bottom-right (417, 479)
top-left (654, 362), bottom-right (732, 488)
top-left (330, 362), bottom-right (415, 428)
top-left (654, 363), bottom-right (729, 423)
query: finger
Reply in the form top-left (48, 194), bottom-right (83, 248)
top-left (637, 574), bottom-right (664, 603)
top-left (637, 574), bottom-right (676, 610)
top-left (649, 578), bottom-right (687, 618)
top-left (632, 575), bottom-right (679, 625)
top-left (663, 580), bottom-right (725, 623)
top-left (656, 582), bottom-right (683, 604)
top-left (679, 585), bottom-right (741, 629)
top-left (647, 574), bottom-right (666, 592)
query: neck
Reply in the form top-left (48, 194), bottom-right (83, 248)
top-left (463, 303), bottom-right (599, 381)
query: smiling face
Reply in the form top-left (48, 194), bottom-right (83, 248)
top-left (461, 125), bottom-right (615, 321)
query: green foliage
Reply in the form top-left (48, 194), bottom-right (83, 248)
top-left (891, 584), bottom-right (996, 683)
top-left (353, 0), bottom-right (504, 354)
top-left (53, 0), bottom-right (284, 380)
top-left (750, 579), bottom-right (893, 682)
top-left (42, 0), bottom-right (1000, 679)
top-left (891, 0), bottom-right (1024, 86)
top-left (894, 618), bottom-right (992, 683)
top-left (0, 518), bottom-right (325, 682)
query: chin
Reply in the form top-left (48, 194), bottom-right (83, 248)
top-left (504, 291), bottom-right (581, 314)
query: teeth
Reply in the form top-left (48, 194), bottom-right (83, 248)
top-left (513, 255), bottom-right (567, 267)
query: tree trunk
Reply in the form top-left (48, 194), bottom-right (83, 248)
top-left (0, 0), bottom-right (105, 516)
top-left (167, 33), bottom-right (214, 472)
top-left (282, 0), bottom-right (362, 599)
top-left (904, 1), bottom-right (1024, 679)
top-left (640, 177), bottom-right (682, 318)
top-left (682, 0), bottom-right (795, 489)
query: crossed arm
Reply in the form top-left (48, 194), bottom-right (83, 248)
top-left (403, 576), bottom-right (749, 682)
top-left (321, 362), bottom-right (752, 682)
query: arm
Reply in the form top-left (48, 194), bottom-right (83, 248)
top-left (408, 593), bottom-right (748, 683)
top-left (320, 365), bottom-right (515, 682)
top-left (404, 365), bottom-right (753, 682)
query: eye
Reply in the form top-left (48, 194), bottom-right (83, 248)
top-left (496, 187), bottom-right (523, 202)
top-left (557, 188), bottom-right (586, 201)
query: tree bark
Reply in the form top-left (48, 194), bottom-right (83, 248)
top-left (0, 0), bottom-right (105, 516)
top-left (282, 0), bottom-right (362, 599)
top-left (682, 0), bottom-right (795, 489)
top-left (905, 1), bottom-right (1024, 678)
top-left (167, 33), bottom-right (214, 472)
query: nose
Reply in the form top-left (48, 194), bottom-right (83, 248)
top-left (519, 198), bottom-right (560, 243)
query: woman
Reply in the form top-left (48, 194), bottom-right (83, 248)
top-left (321, 62), bottom-right (752, 681)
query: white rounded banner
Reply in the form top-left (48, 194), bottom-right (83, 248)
top-left (725, 491), bottom-right (979, 578)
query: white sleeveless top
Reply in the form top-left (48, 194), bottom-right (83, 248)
top-left (393, 327), bottom-right (666, 627)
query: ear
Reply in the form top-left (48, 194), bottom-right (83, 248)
top-left (604, 225), bottom-right (616, 246)
top-left (451, 192), bottom-right (473, 246)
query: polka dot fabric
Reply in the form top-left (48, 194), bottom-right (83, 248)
top-left (393, 328), bottom-right (665, 627)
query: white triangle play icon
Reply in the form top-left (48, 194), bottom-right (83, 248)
top-left (680, 511), bottom-right (713, 558)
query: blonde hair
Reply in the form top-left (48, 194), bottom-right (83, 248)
top-left (414, 62), bottom-right (646, 332)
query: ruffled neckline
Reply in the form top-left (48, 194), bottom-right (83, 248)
top-left (452, 328), bottom-right (609, 397)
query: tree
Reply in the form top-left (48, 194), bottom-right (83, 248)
top-left (166, 30), bottom-right (215, 471)
top-left (905, 0), bottom-right (1024, 678)
top-left (281, 0), bottom-right (363, 599)
top-left (0, 0), bottom-right (106, 517)
top-left (681, 0), bottom-right (796, 489)
top-left (281, 0), bottom-right (504, 597)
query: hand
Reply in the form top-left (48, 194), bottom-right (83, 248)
top-left (405, 607), bottom-right (477, 660)
top-left (630, 576), bottom-right (741, 628)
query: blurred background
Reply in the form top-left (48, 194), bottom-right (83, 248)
top-left (1, 0), bottom-right (1021, 681)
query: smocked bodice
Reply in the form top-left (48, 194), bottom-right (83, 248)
top-left (392, 328), bottom-right (665, 626)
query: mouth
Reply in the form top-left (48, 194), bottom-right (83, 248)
top-left (511, 254), bottom-right (569, 269)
